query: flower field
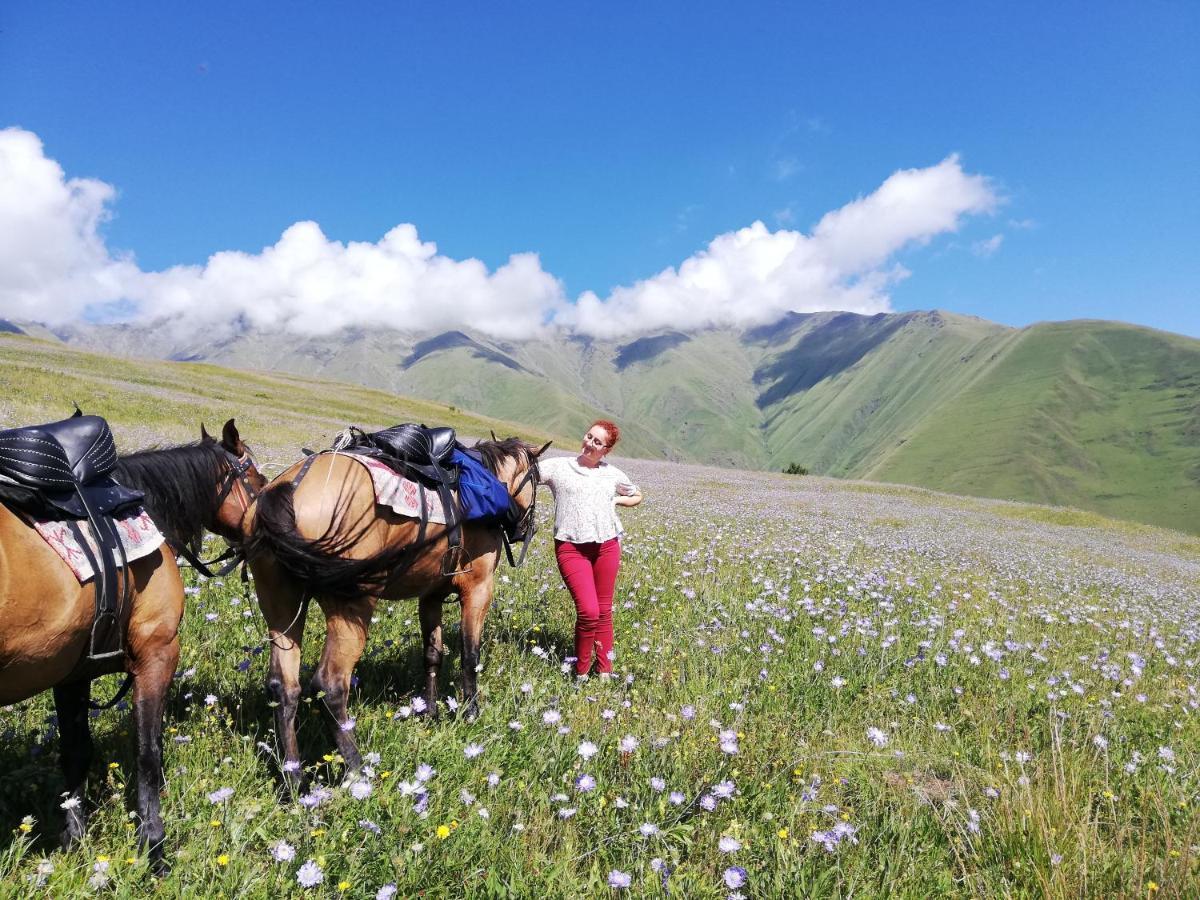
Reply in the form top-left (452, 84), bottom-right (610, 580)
top-left (2, 458), bottom-right (1198, 898)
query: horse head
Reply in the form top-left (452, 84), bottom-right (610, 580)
top-left (201, 418), bottom-right (268, 540)
top-left (477, 437), bottom-right (550, 561)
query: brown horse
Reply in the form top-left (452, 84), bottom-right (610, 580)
top-left (243, 437), bottom-right (543, 784)
top-left (0, 419), bottom-right (264, 869)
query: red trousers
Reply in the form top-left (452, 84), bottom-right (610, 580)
top-left (555, 538), bottom-right (621, 676)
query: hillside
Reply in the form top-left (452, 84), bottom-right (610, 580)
top-left (21, 310), bottom-right (1200, 533)
top-left (0, 334), bottom-right (566, 468)
top-left (868, 320), bottom-right (1200, 532)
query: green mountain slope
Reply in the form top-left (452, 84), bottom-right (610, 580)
top-left (0, 334), bottom-right (565, 467)
top-left (752, 310), bottom-right (1012, 473)
top-left (869, 321), bottom-right (1200, 533)
top-left (39, 311), bottom-right (1200, 533)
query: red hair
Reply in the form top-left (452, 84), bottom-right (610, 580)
top-left (591, 419), bottom-right (620, 448)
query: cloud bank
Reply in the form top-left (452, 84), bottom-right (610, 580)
top-left (0, 127), bottom-right (998, 341)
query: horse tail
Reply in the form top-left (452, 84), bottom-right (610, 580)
top-left (246, 481), bottom-right (425, 601)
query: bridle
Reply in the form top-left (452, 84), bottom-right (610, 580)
top-left (500, 450), bottom-right (542, 568)
top-left (176, 447), bottom-right (263, 579)
top-left (215, 447), bottom-right (262, 515)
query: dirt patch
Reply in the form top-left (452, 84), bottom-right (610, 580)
top-left (884, 770), bottom-right (958, 806)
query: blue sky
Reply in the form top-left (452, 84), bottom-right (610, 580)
top-left (1, 2), bottom-right (1197, 338)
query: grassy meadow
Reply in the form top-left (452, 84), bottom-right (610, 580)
top-left (1, 335), bottom-right (1198, 897)
top-left (0, 334), bottom-right (564, 466)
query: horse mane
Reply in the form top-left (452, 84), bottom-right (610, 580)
top-left (114, 442), bottom-right (229, 552)
top-left (470, 437), bottom-right (536, 476)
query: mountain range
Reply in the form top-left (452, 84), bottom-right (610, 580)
top-left (10, 309), bottom-right (1199, 533)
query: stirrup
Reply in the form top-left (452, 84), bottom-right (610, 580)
top-left (440, 545), bottom-right (472, 577)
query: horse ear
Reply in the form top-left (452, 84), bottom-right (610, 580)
top-left (490, 430), bottom-right (498, 442)
top-left (200, 423), bottom-right (213, 443)
top-left (534, 440), bottom-right (553, 458)
top-left (71, 403), bottom-right (83, 418)
top-left (221, 418), bottom-right (241, 452)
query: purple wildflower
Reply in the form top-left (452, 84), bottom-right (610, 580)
top-left (296, 859), bottom-right (324, 888)
top-left (607, 869), bottom-right (632, 888)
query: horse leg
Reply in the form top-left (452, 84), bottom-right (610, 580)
top-left (129, 638), bottom-right (180, 872)
top-left (257, 573), bottom-right (309, 792)
top-left (310, 597), bottom-right (373, 774)
top-left (52, 680), bottom-right (93, 848)
top-left (458, 578), bottom-right (494, 722)
top-left (419, 591), bottom-right (450, 718)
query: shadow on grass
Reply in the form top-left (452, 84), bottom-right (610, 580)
top-left (0, 610), bottom-right (565, 850)
top-left (0, 684), bottom-right (143, 858)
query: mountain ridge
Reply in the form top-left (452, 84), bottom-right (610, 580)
top-left (24, 309), bottom-right (1200, 532)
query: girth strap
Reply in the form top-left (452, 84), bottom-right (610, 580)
top-left (65, 493), bottom-right (132, 661)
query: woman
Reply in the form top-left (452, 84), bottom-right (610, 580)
top-left (538, 420), bottom-right (643, 677)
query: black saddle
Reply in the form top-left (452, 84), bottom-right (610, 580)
top-left (0, 413), bottom-right (145, 662)
top-left (329, 423), bottom-right (469, 575)
top-left (0, 415), bottom-right (142, 518)
top-left (364, 424), bottom-right (459, 483)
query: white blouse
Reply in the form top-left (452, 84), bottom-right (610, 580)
top-left (538, 456), bottom-right (637, 543)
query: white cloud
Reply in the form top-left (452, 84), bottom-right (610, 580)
top-left (0, 127), bottom-right (566, 341)
top-left (0, 129), bottom-right (999, 342)
top-left (972, 234), bottom-right (1005, 258)
top-left (771, 156), bottom-right (802, 181)
top-left (0, 128), bottom-right (141, 324)
top-left (128, 222), bottom-right (566, 341)
top-left (562, 155), bottom-right (998, 338)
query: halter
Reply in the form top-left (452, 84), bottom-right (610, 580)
top-left (215, 448), bottom-right (262, 513)
top-left (501, 453), bottom-right (541, 567)
top-left (176, 448), bottom-right (262, 579)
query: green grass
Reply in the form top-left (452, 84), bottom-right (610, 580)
top-left (1, 415), bottom-right (1197, 896)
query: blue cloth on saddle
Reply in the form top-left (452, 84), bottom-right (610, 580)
top-left (450, 449), bottom-right (512, 522)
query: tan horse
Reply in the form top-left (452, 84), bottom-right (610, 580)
top-left (243, 437), bottom-right (543, 785)
top-left (0, 420), bottom-right (264, 870)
